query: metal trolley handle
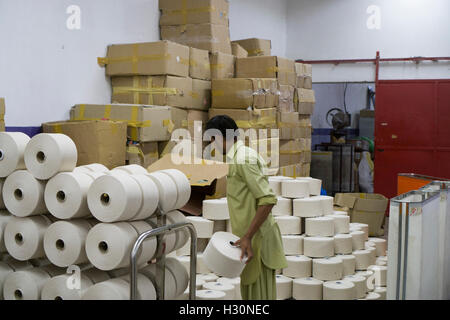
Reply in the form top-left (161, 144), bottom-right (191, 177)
top-left (130, 221), bottom-right (198, 300)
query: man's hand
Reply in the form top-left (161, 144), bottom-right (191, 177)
top-left (233, 236), bottom-right (253, 264)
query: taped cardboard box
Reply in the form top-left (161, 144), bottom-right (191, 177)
top-left (231, 43), bottom-right (248, 58)
top-left (43, 120), bottom-right (127, 169)
top-left (334, 193), bottom-right (389, 236)
top-left (181, 109), bottom-right (209, 138)
top-left (232, 38), bottom-right (271, 57)
top-left (191, 79), bottom-right (211, 111)
top-left (127, 142), bottom-right (159, 168)
top-left (278, 163), bottom-right (309, 178)
top-left (247, 137), bottom-right (280, 170)
top-left (279, 139), bottom-right (303, 167)
top-left (295, 63), bottom-right (313, 89)
top-left (70, 104), bottom-right (187, 142)
top-left (210, 52), bottom-right (235, 79)
top-left (236, 56), bottom-right (296, 86)
top-left (277, 111), bottom-right (301, 140)
top-left (190, 47), bottom-right (211, 80)
top-left (161, 23), bottom-right (231, 54)
top-left (111, 76), bottom-right (193, 109)
top-left (209, 108), bottom-right (278, 130)
top-left (158, 139), bottom-right (208, 160)
top-left (295, 88), bottom-right (316, 115)
top-left (98, 41), bottom-right (189, 77)
top-left (159, 0), bottom-right (229, 26)
top-left (212, 78), bottom-right (278, 109)
top-left (277, 85), bottom-right (295, 113)
top-left (0, 98), bottom-right (5, 132)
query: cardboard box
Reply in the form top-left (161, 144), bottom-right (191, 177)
top-left (210, 52), bottom-right (235, 79)
top-left (334, 193), bottom-right (389, 236)
top-left (278, 163), bottom-right (309, 178)
top-left (42, 120), bottom-right (127, 169)
top-left (99, 41), bottom-right (189, 77)
top-left (70, 104), bottom-right (187, 142)
top-left (231, 43), bottom-right (248, 58)
top-left (212, 78), bottom-right (278, 109)
top-left (158, 139), bottom-right (207, 160)
top-left (181, 109), bottom-right (209, 138)
top-left (295, 88), bottom-right (316, 115)
top-left (111, 76), bottom-right (193, 109)
top-left (295, 63), bottom-right (313, 89)
top-left (191, 79), bottom-right (211, 111)
top-left (277, 85), bottom-right (295, 113)
top-left (161, 24), bottom-right (232, 54)
top-left (247, 137), bottom-right (280, 169)
top-left (190, 48), bottom-right (211, 80)
top-left (209, 108), bottom-right (278, 130)
top-left (148, 154), bottom-right (229, 215)
top-left (126, 142), bottom-right (159, 168)
top-left (232, 38), bottom-right (271, 57)
top-left (159, 0), bottom-right (229, 26)
top-left (279, 139), bottom-right (303, 167)
top-left (0, 98), bottom-right (5, 132)
top-left (236, 56), bottom-right (296, 86)
top-left (277, 112), bottom-right (301, 140)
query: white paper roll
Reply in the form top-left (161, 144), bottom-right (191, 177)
top-left (88, 173), bottom-right (142, 222)
top-left (350, 231), bottom-right (365, 251)
top-left (323, 280), bottom-right (356, 300)
top-left (147, 172), bottom-right (178, 213)
top-left (365, 246), bottom-right (377, 265)
top-left (166, 210), bottom-right (189, 251)
top-left (305, 217), bottom-right (334, 237)
top-left (334, 234), bottom-right (353, 254)
top-left (268, 176), bottom-right (292, 196)
top-left (368, 238), bottom-right (387, 257)
top-left (272, 197), bottom-right (292, 216)
top-left (160, 169), bottom-right (191, 210)
top-left (24, 134), bottom-right (77, 180)
top-left (353, 250), bottom-right (372, 270)
top-left (355, 270), bottom-right (374, 281)
top-left (120, 273), bottom-right (157, 300)
top-left (343, 275), bottom-right (367, 298)
top-left (275, 275), bottom-right (293, 300)
top-left (367, 265), bottom-right (387, 286)
top-left (202, 198), bottom-right (229, 220)
top-left (281, 180), bottom-right (309, 199)
top-left (296, 177), bottom-right (322, 196)
top-left (374, 286), bottom-right (386, 299)
top-left (203, 281), bottom-right (235, 300)
top-left (312, 257), bottom-right (343, 281)
top-left (337, 254), bottom-right (356, 276)
top-left (198, 273), bottom-right (219, 283)
top-left (82, 278), bottom-right (130, 300)
top-left (186, 216), bottom-right (214, 239)
top-left (75, 163), bottom-right (109, 173)
top-left (166, 257), bottom-right (189, 297)
top-left (326, 215), bottom-right (350, 234)
top-left (3, 268), bottom-right (52, 300)
top-left (140, 264), bottom-right (177, 300)
top-left (350, 223), bottom-right (369, 240)
top-left (292, 277), bottom-right (323, 300)
top-left (203, 232), bottom-right (246, 278)
top-left (0, 211), bottom-right (13, 252)
top-left (44, 219), bottom-right (95, 267)
top-left (41, 274), bottom-right (93, 300)
top-left (282, 235), bottom-right (304, 255)
top-left (129, 174), bottom-right (159, 220)
top-left (274, 216), bottom-right (301, 235)
top-left (358, 292), bottom-right (381, 300)
top-left (3, 170), bottom-right (47, 217)
top-left (314, 196), bottom-right (334, 215)
top-left (303, 237), bottom-right (334, 258)
top-left (0, 261), bottom-right (14, 299)
top-left (112, 164), bottom-right (148, 175)
top-left (0, 132), bottom-right (30, 178)
top-left (217, 276), bottom-right (241, 300)
top-left (4, 216), bottom-right (53, 260)
top-left (283, 255), bottom-right (312, 278)
top-left (45, 172), bottom-right (93, 219)
top-left (128, 221), bottom-right (158, 263)
top-left (196, 289), bottom-right (226, 300)
top-left (293, 197), bottom-right (323, 218)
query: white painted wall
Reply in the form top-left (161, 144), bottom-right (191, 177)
top-left (286, 0), bottom-right (450, 82)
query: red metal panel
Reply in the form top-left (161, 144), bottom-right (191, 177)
top-left (374, 79), bottom-right (450, 199)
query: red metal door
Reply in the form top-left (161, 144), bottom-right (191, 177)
top-left (374, 79), bottom-right (450, 199)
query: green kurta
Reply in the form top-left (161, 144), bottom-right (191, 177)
top-left (226, 140), bottom-right (287, 300)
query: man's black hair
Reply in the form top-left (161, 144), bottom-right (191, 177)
top-left (205, 115), bottom-right (239, 139)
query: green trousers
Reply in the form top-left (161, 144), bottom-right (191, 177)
top-left (240, 264), bottom-right (276, 300)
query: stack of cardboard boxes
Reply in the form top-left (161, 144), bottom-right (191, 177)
top-left (0, 98), bottom-right (5, 131)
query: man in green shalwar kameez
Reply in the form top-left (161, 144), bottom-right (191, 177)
top-left (206, 115), bottom-right (288, 300)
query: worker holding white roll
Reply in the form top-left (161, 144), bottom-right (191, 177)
top-left (205, 116), bottom-right (287, 300)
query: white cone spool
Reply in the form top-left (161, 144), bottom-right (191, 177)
top-left (323, 280), bottom-right (356, 300)
top-left (147, 172), bottom-right (178, 213)
top-left (296, 177), bottom-right (322, 196)
top-left (313, 257), bottom-right (343, 281)
top-left (359, 292), bottom-right (381, 300)
top-left (166, 210), bottom-right (189, 251)
top-left (281, 180), bottom-right (309, 199)
top-left (283, 255), bottom-right (312, 278)
top-left (274, 216), bottom-right (301, 235)
top-left (203, 232), bottom-right (246, 278)
top-left (282, 235), bottom-right (304, 255)
top-left (343, 275), bottom-right (367, 298)
top-left (202, 198), bottom-right (229, 220)
top-left (333, 210), bottom-right (348, 216)
top-left (350, 231), bottom-right (365, 250)
top-left (369, 238), bottom-right (387, 256)
top-left (186, 216), bottom-right (214, 238)
top-left (24, 133), bottom-right (77, 180)
top-left (160, 169), bottom-right (191, 210)
top-left (315, 196), bottom-right (334, 215)
top-left (0, 261), bottom-right (14, 299)
top-left (350, 223), bottom-right (369, 240)
top-left (0, 211), bottom-right (13, 252)
top-left (3, 268), bottom-right (52, 300)
top-left (196, 290), bottom-right (226, 300)
top-left (272, 197), bottom-right (292, 216)
top-left (367, 265), bottom-right (387, 286)
top-left (41, 274), bottom-right (94, 300)
top-left (353, 250), bottom-right (372, 270)
top-left (44, 219), bottom-right (97, 267)
top-left (82, 278), bottom-right (130, 300)
top-left (3, 170), bottom-right (47, 217)
top-left (87, 173), bottom-right (142, 222)
top-left (177, 255), bottom-right (211, 275)
top-left (303, 237), bottom-right (334, 258)
top-left (268, 176), bottom-right (292, 196)
top-left (334, 234), bottom-right (353, 254)
top-left (4, 215), bottom-right (53, 260)
top-left (374, 287), bottom-right (386, 300)
top-left (120, 273), bottom-right (157, 300)
top-left (217, 277), bottom-right (241, 300)
top-left (112, 164), bottom-right (148, 175)
top-left (45, 172), bottom-right (93, 219)
top-left (203, 281), bottom-right (235, 300)
top-left (326, 215), bottom-right (350, 234)
top-left (198, 273), bottom-right (219, 283)
top-left (293, 197), bottom-right (323, 218)
top-left (166, 257), bottom-right (190, 297)
top-left (74, 163), bottom-right (109, 173)
top-left (293, 277), bottom-right (323, 300)
top-left (275, 275), bottom-right (293, 300)
top-left (141, 264), bottom-right (177, 300)
top-left (365, 246), bottom-right (377, 265)
top-left (305, 217), bottom-right (334, 236)
top-left (129, 174), bottom-right (159, 220)
top-left (0, 132), bottom-right (30, 178)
